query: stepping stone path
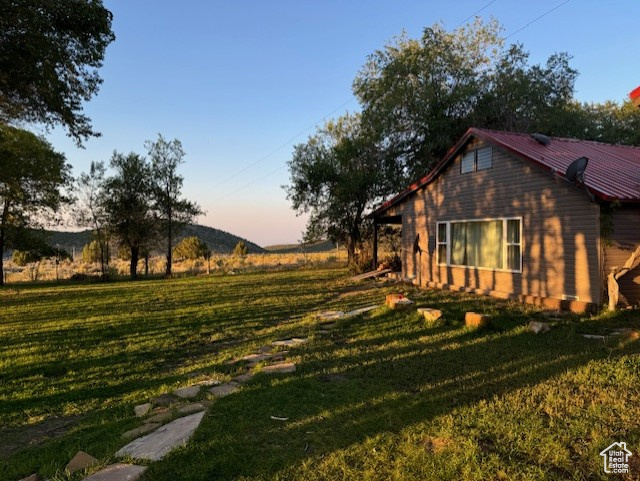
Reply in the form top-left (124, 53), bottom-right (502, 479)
top-left (82, 463), bottom-right (146, 481)
top-left (209, 382), bottom-right (240, 397)
top-left (116, 411), bottom-right (206, 461)
top-left (173, 385), bottom-right (201, 399)
top-left (37, 303), bottom-right (378, 480)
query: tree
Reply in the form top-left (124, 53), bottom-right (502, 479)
top-left (76, 161), bottom-right (111, 280)
top-left (232, 240), bottom-right (248, 256)
top-left (146, 135), bottom-right (202, 277)
top-left (286, 114), bottom-right (391, 264)
top-left (102, 152), bottom-right (155, 279)
top-left (82, 239), bottom-right (105, 264)
top-left (354, 18), bottom-right (579, 180)
top-left (0, 125), bottom-right (71, 285)
top-left (0, 0), bottom-right (115, 142)
top-left (12, 249), bottom-right (41, 266)
top-left (173, 236), bottom-right (211, 261)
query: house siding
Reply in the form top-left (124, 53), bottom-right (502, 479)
top-left (603, 207), bottom-right (640, 304)
top-left (391, 138), bottom-right (601, 304)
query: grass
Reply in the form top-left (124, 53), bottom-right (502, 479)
top-left (1, 267), bottom-right (639, 480)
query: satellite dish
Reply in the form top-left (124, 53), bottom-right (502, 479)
top-left (565, 156), bottom-right (588, 183)
top-left (531, 133), bottom-right (550, 145)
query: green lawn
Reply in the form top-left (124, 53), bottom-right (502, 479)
top-left (1, 267), bottom-right (639, 481)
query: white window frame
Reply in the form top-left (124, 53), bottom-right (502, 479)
top-left (435, 217), bottom-right (522, 273)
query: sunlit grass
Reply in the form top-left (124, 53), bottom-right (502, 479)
top-left (1, 268), bottom-right (639, 481)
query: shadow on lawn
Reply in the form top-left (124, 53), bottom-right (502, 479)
top-left (140, 302), bottom-right (640, 481)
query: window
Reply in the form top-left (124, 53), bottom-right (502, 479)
top-left (437, 222), bottom-right (448, 264)
top-left (436, 217), bottom-right (522, 272)
top-left (460, 146), bottom-right (492, 173)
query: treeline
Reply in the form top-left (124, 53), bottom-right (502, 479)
top-left (286, 19), bottom-right (640, 268)
top-left (0, 129), bottom-right (201, 285)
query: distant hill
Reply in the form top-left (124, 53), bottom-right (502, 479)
top-left (264, 239), bottom-right (336, 254)
top-left (39, 224), bottom-right (264, 258)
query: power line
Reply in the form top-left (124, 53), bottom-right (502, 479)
top-left (505, 0), bottom-right (571, 39)
top-left (212, 97), bottom-right (355, 189)
top-left (455, 0), bottom-right (498, 28)
top-left (211, 164), bottom-right (287, 205)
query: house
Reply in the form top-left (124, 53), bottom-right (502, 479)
top-left (371, 128), bottom-right (640, 312)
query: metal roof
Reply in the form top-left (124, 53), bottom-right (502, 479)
top-left (372, 127), bottom-right (640, 217)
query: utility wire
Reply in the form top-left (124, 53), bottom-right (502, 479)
top-left (212, 97), bottom-right (355, 189)
top-left (455, 0), bottom-right (497, 28)
top-left (505, 0), bottom-right (571, 39)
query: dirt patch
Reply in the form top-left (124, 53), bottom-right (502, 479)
top-left (0, 415), bottom-right (84, 458)
top-left (423, 436), bottom-right (451, 454)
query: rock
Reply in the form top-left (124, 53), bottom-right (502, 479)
top-left (465, 312), bottom-right (490, 328)
top-left (317, 311), bottom-right (345, 323)
top-left (209, 383), bottom-right (239, 397)
top-left (272, 338), bottom-right (308, 347)
top-left (258, 345), bottom-right (273, 354)
top-left (150, 393), bottom-right (179, 407)
top-left (115, 411), bottom-right (206, 461)
top-left (173, 385), bottom-right (200, 399)
top-left (232, 371), bottom-right (255, 384)
top-left (581, 334), bottom-right (606, 340)
top-left (18, 474), bottom-right (40, 481)
top-left (385, 294), bottom-right (414, 310)
top-left (261, 362), bottom-right (296, 374)
top-left (177, 403), bottom-right (206, 415)
top-left (133, 403), bottom-right (152, 417)
top-left (418, 308), bottom-right (443, 322)
top-left (145, 410), bottom-right (172, 424)
top-left (196, 379), bottom-right (221, 386)
top-left (343, 305), bottom-right (378, 318)
top-left (122, 423), bottom-right (161, 440)
top-left (82, 463), bottom-right (146, 481)
top-left (65, 451), bottom-right (98, 474)
top-left (527, 321), bottom-right (551, 334)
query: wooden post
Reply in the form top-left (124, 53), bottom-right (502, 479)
top-left (372, 221), bottom-right (378, 271)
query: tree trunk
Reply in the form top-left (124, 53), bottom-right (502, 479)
top-left (130, 245), bottom-right (139, 279)
top-left (165, 221), bottom-right (172, 277)
top-left (346, 238), bottom-right (356, 265)
top-left (0, 230), bottom-right (4, 287)
top-left (144, 253), bottom-right (149, 276)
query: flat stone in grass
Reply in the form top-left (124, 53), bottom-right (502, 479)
top-left (18, 474), bottom-right (40, 481)
top-left (150, 393), bottom-right (179, 407)
top-left (65, 451), bottom-right (98, 473)
top-left (232, 371), bottom-right (255, 384)
top-left (465, 312), bottom-right (490, 328)
top-left (209, 382), bottom-right (239, 397)
top-left (317, 311), bottom-right (344, 323)
top-left (133, 403), bottom-right (151, 417)
top-left (122, 423), bottom-right (161, 440)
top-left (261, 362), bottom-right (296, 374)
top-left (115, 411), bottom-right (206, 461)
top-left (272, 338), bottom-right (307, 347)
top-left (344, 305), bottom-right (378, 317)
top-left (173, 385), bottom-right (200, 399)
top-left (82, 463), bottom-right (146, 481)
top-left (177, 403), bottom-right (206, 415)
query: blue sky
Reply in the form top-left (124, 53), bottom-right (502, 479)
top-left (44, 1), bottom-right (639, 246)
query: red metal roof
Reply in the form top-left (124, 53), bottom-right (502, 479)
top-left (372, 127), bottom-right (640, 217)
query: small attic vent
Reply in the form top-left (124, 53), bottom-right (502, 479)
top-left (531, 133), bottom-right (550, 145)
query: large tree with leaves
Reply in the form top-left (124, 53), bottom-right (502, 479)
top-left (146, 135), bottom-right (202, 277)
top-left (0, 125), bottom-right (71, 285)
top-left (286, 114), bottom-right (392, 264)
top-left (354, 18), bottom-right (579, 181)
top-left (102, 152), bottom-right (156, 279)
top-left (0, 0), bottom-right (115, 142)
